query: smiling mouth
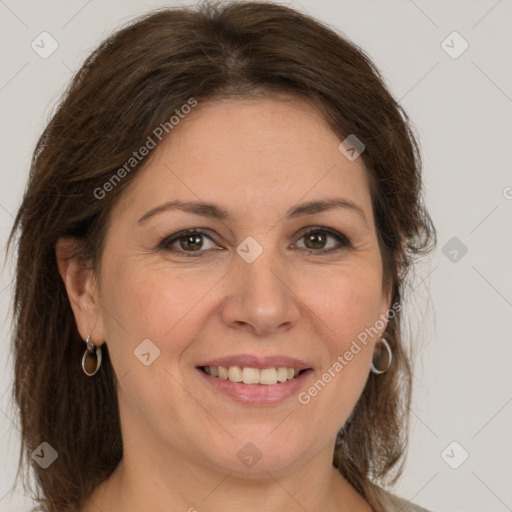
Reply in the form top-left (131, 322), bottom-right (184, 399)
top-left (199, 366), bottom-right (309, 385)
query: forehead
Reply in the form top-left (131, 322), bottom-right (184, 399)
top-left (111, 96), bottom-right (372, 223)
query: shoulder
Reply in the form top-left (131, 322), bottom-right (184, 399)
top-left (379, 488), bottom-right (434, 512)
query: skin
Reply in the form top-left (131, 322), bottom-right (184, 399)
top-left (57, 95), bottom-right (392, 512)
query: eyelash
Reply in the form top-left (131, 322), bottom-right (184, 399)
top-left (158, 226), bottom-right (352, 257)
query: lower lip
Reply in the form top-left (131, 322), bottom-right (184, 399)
top-left (196, 368), bottom-right (313, 406)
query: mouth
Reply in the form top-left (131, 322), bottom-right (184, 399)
top-left (194, 354), bottom-right (314, 405)
top-left (196, 364), bottom-right (313, 405)
top-left (198, 365), bottom-right (310, 385)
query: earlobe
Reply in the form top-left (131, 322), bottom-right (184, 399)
top-left (55, 237), bottom-right (105, 345)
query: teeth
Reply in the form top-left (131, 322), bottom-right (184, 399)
top-left (203, 365), bottom-right (303, 385)
top-left (260, 368), bottom-right (277, 385)
top-left (277, 367), bottom-right (288, 382)
top-left (228, 366), bottom-right (243, 382)
top-left (242, 367), bottom-right (260, 385)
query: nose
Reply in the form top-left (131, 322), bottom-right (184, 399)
top-left (220, 250), bottom-right (301, 337)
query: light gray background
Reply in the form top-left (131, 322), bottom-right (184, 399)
top-left (1, 1), bottom-right (511, 511)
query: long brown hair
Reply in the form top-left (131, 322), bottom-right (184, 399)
top-left (6, 1), bottom-right (436, 510)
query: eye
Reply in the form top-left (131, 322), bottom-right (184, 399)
top-left (159, 229), bottom-right (219, 256)
top-left (294, 227), bottom-right (351, 254)
top-left (159, 226), bottom-right (351, 257)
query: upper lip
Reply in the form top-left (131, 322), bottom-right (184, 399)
top-left (197, 354), bottom-right (312, 370)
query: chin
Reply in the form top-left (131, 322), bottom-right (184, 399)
top-left (202, 430), bottom-right (311, 477)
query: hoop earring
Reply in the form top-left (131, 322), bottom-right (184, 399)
top-left (82, 334), bottom-right (102, 377)
top-left (371, 337), bottom-right (392, 374)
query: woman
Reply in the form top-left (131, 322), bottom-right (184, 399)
top-left (6, 2), bottom-right (436, 511)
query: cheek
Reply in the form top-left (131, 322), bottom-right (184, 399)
top-left (297, 274), bottom-right (382, 434)
top-left (101, 261), bottom-right (223, 356)
top-left (315, 267), bottom-right (385, 349)
top-left (99, 264), bottom-right (211, 420)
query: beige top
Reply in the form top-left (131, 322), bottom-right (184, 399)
top-left (381, 489), bottom-right (433, 512)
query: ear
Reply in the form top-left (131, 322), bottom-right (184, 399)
top-left (379, 247), bottom-right (400, 324)
top-left (55, 237), bottom-right (106, 346)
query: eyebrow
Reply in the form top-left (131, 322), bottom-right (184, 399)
top-left (137, 197), bottom-right (367, 225)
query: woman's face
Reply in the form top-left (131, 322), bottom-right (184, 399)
top-left (78, 96), bottom-right (391, 476)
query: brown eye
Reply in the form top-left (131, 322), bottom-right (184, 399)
top-left (159, 229), bottom-right (218, 255)
top-left (295, 228), bottom-right (351, 253)
top-left (177, 233), bottom-right (204, 251)
top-left (159, 226), bottom-right (351, 257)
top-left (304, 231), bottom-right (328, 250)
